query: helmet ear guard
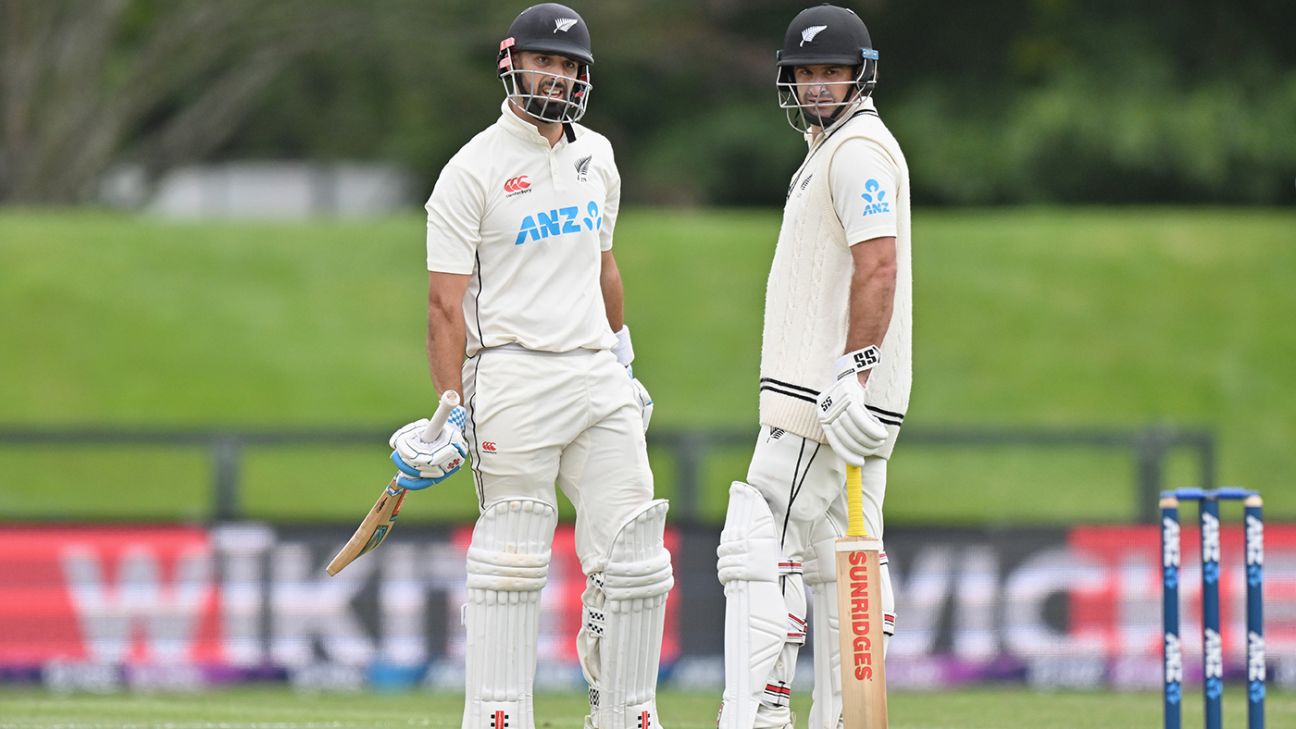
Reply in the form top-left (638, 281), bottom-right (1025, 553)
top-left (497, 37), bottom-right (517, 79)
top-left (857, 47), bottom-right (879, 97)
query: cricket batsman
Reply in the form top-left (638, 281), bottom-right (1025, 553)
top-left (717, 5), bottom-right (911, 728)
top-left (385, 5), bottom-right (672, 728)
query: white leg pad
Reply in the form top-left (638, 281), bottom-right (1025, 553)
top-left (804, 534), bottom-right (841, 729)
top-left (462, 499), bottom-right (557, 729)
top-left (803, 529), bottom-right (894, 729)
top-left (717, 482), bottom-right (794, 729)
top-left (754, 560), bottom-right (805, 729)
top-left (580, 500), bottom-right (673, 729)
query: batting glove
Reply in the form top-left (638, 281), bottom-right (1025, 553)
top-left (816, 351), bottom-right (889, 465)
top-left (628, 368), bottom-right (653, 433)
top-left (613, 325), bottom-right (653, 432)
top-left (388, 406), bottom-right (468, 490)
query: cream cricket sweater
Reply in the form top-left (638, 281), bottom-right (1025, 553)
top-left (758, 102), bottom-right (912, 454)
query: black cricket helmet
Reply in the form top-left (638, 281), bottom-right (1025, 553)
top-left (498, 3), bottom-right (594, 123)
top-left (776, 4), bottom-right (879, 131)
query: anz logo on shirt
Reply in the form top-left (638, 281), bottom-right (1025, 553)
top-left (860, 178), bottom-right (891, 216)
top-left (515, 201), bottom-right (603, 245)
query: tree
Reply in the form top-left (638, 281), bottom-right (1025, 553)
top-left (0, 0), bottom-right (340, 203)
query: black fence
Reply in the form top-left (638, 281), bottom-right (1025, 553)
top-left (0, 424), bottom-right (1213, 523)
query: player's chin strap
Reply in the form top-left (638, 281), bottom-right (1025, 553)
top-left (564, 122), bottom-right (576, 143)
top-left (579, 500), bottom-right (674, 729)
top-left (802, 519), bottom-right (894, 729)
top-left (462, 498), bottom-right (557, 729)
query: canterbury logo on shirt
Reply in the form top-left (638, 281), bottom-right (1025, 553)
top-left (515, 200), bottom-right (602, 245)
top-left (503, 175), bottom-right (531, 194)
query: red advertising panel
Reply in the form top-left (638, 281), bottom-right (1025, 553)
top-left (0, 526), bottom-right (220, 664)
top-left (0, 522), bottom-right (683, 689)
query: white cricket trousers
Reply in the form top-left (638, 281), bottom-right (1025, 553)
top-left (746, 425), bottom-right (886, 553)
top-left (462, 346), bottom-right (654, 574)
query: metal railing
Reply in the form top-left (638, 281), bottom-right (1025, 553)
top-left (0, 424), bottom-right (1212, 523)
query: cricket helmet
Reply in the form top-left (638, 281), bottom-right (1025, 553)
top-left (498, 3), bottom-right (594, 124)
top-left (776, 4), bottom-right (879, 131)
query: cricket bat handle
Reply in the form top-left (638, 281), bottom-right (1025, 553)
top-left (422, 390), bottom-right (461, 441)
top-left (846, 464), bottom-right (867, 538)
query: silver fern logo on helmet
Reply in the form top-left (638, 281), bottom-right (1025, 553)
top-left (800, 25), bottom-right (828, 46)
top-left (554, 18), bottom-right (578, 33)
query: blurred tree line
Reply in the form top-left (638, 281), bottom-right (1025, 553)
top-left (2, 0), bottom-right (1293, 206)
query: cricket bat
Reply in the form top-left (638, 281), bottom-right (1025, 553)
top-left (836, 462), bottom-right (888, 728)
top-left (325, 390), bottom-right (461, 576)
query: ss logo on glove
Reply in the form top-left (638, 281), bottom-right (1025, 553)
top-left (854, 348), bottom-right (880, 368)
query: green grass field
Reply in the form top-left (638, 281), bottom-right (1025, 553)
top-left (0, 686), bottom-right (1287, 728)
top-left (1, 208), bottom-right (1294, 524)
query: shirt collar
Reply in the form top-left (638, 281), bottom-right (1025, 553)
top-left (496, 99), bottom-right (574, 148)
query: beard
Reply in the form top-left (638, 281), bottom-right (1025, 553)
top-left (520, 77), bottom-right (576, 120)
top-left (523, 93), bottom-right (573, 119)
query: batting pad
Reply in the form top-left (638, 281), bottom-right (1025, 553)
top-left (579, 500), bottom-right (673, 729)
top-left (756, 559), bottom-right (805, 726)
top-left (717, 482), bottom-right (793, 729)
top-left (462, 498), bottom-right (557, 729)
top-left (803, 526), bottom-right (894, 729)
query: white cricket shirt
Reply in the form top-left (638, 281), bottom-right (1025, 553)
top-left (426, 100), bottom-right (621, 356)
top-left (759, 97), bottom-right (913, 453)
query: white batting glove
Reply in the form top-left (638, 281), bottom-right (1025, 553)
top-left (388, 407), bottom-right (468, 490)
top-left (629, 371), bottom-right (653, 433)
top-left (613, 325), bottom-right (653, 432)
top-left (816, 348), bottom-right (889, 465)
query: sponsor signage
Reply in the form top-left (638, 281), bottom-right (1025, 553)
top-left (0, 522), bottom-right (1292, 691)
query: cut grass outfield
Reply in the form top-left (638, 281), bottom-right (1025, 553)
top-left (0, 208), bottom-right (1293, 524)
top-left (0, 686), bottom-right (1288, 728)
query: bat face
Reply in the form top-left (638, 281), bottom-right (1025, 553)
top-left (325, 480), bottom-right (407, 576)
top-left (357, 486), bottom-right (407, 556)
top-left (837, 537), bottom-right (888, 728)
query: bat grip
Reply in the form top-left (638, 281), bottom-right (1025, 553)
top-left (420, 390), bottom-right (462, 441)
top-left (846, 464), bottom-right (867, 537)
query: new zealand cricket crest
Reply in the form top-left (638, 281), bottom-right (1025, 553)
top-left (575, 155), bottom-right (592, 182)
